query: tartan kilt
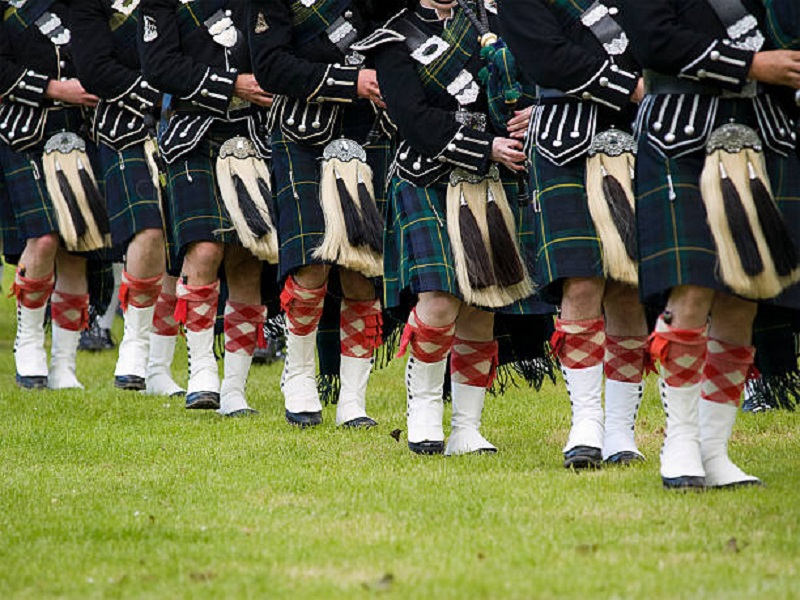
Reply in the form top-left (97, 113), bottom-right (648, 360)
top-left (0, 169), bottom-right (24, 260)
top-left (529, 146), bottom-right (604, 303)
top-left (164, 120), bottom-right (248, 258)
top-left (271, 103), bottom-right (392, 282)
top-left (383, 174), bottom-right (548, 316)
top-left (97, 141), bottom-right (163, 257)
top-left (0, 109), bottom-right (103, 255)
top-left (635, 98), bottom-right (800, 308)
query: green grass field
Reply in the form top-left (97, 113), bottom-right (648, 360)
top-left (1, 267), bottom-right (799, 599)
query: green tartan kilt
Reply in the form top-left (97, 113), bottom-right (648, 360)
top-left (0, 169), bottom-right (23, 260)
top-left (97, 141), bottom-right (163, 258)
top-left (383, 174), bottom-right (548, 316)
top-left (270, 104), bottom-right (392, 282)
top-left (164, 121), bottom-right (248, 259)
top-left (635, 98), bottom-right (800, 309)
top-left (529, 146), bottom-right (604, 304)
top-left (0, 109), bottom-right (102, 258)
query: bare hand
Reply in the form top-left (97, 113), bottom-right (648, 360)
top-left (507, 106), bottom-right (532, 140)
top-left (357, 69), bottom-right (386, 109)
top-left (631, 78), bottom-right (645, 103)
top-left (491, 137), bottom-right (527, 172)
top-left (234, 74), bottom-right (274, 108)
top-left (45, 79), bottom-right (99, 107)
top-left (749, 50), bottom-right (800, 89)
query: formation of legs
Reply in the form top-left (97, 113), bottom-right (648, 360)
top-left (553, 277), bottom-right (648, 468)
top-left (653, 285), bottom-right (760, 489)
top-left (14, 234), bottom-right (89, 390)
top-left (400, 291), bottom-right (498, 456)
top-left (281, 264), bottom-right (381, 428)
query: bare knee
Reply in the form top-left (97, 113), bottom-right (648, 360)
top-left (183, 241), bottom-right (224, 283)
top-left (561, 277), bottom-right (605, 320)
top-left (416, 291), bottom-right (460, 328)
top-left (23, 233), bottom-right (60, 266)
top-left (709, 293), bottom-right (757, 345)
top-left (340, 269), bottom-right (375, 301)
top-left (665, 285), bottom-right (715, 329)
top-left (455, 305), bottom-right (494, 341)
top-left (604, 281), bottom-right (646, 336)
top-left (293, 264), bottom-right (330, 290)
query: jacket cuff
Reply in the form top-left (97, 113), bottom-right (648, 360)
top-left (434, 127), bottom-right (494, 174)
top-left (108, 77), bottom-right (160, 117)
top-left (679, 41), bottom-right (754, 92)
top-left (307, 64), bottom-right (360, 103)
top-left (181, 66), bottom-right (237, 114)
top-left (2, 69), bottom-right (50, 107)
top-left (566, 60), bottom-right (638, 111)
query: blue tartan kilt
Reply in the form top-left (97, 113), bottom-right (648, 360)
top-left (0, 108), bottom-right (103, 256)
top-left (270, 103), bottom-right (392, 282)
top-left (635, 98), bottom-right (800, 309)
top-left (0, 168), bottom-right (24, 260)
top-left (529, 147), bottom-right (604, 304)
top-left (383, 174), bottom-right (549, 316)
top-left (164, 120), bottom-right (251, 259)
top-left (97, 141), bottom-right (164, 258)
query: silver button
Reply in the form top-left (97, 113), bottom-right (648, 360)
top-left (582, 91), bottom-right (592, 100)
top-left (327, 78), bottom-right (335, 86)
top-left (710, 51), bottom-right (720, 61)
top-left (118, 100), bottom-right (125, 107)
top-left (225, 9), bottom-right (232, 16)
top-left (447, 143), bottom-right (456, 152)
top-left (697, 69), bottom-right (707, 79)
top-left (344, 10), bottom-right (353, 18)
top-left (665, 133), bottom-right (676, 143)
top-left (609, 7), bottom-right (619, 15)
top-left (455, 132), bottom-right (464, 141)
top-left (599, 77), bottom-right (609, 87)
top-left (684, 125), bottom-right (695, 135)
top-left (201, 89), bottom-right (209, 96)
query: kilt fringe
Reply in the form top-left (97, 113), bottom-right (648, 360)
top-left (700, 142), bottom-right (800, 299)
top-left (215, 137), bottom-right (279, 263)
top-left (446, 170), bottom-right (533, 308)
top-left (43, 142), bottom-right (109, 252)
top-left (586, 151), bottom-right (638, 285)
top-left (747, 372), bottom-right (799, 411)
top-left (313, 151), bottom-right (383, 278)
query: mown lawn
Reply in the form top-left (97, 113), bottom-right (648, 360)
top-left (0, 267), bottom-right (798, 599)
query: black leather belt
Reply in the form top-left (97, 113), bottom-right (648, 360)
top-left (643, 70), bottom-right (758, 99)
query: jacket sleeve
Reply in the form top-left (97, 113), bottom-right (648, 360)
top-left (70, 0), bottom-right (159, 115)
top-left (619, 0), bottom-right (754, 92)
top-left (374, 41), bottom-right (493, 174)
top-left (0, 24), bottom-right (49, 106)
top-left (500, 0), bottom-right (638, 111)
top-left (248, 0), bottom-right (360, 103)
top-left (138, 0), bottom-right (235, 113)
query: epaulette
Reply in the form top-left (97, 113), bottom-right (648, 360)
top-left (351, 9), bottom-right (408, 52)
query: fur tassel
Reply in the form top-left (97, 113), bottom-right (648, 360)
top-left (719, 161), bottom-right (764, 276)
top-left (77, 158), bottom-right (110, 237)
top-left (232, 173), bottom-right (272, 237)
top-left (56, 165), bottom-right (87, 239)
top-left (458, 192), bottom-right (496, 290)
top-left (357, 169), bottom-right (384, 255)
top-left (748, 161), bottom-right (798, 278)
top-left (216, 148), bottom-right (279, 264)
top-left (486, 189), bottom-right (525, 286)
top-left (313, 156), bottom-right (382, 278)
top-left (335, 168), bottom-right (367, 248)
top-left (586, 152), bottom-right (638, 285)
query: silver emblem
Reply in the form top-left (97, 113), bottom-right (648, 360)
top-left (447, 71), bottom-right (480, 106)
top-left (588, 127), bottom-right (637, 157)
top-left (706, 123), bottom-right (763, 154)
top-left (44, 132), bottom-right (86, 154)
top-left (411, 36), bottom-right (450, 66)
top-left (323, 138), bottom-right (367, 163)
top-left (35, 12), bottom-right (71, 46)
top-left (111, 0), bottom-right (140, 16)
top-left (219, 136), bottom-right (259, 160)
top-left (143, 15), bottom-right (158, 42)
top-left (205, 10), bottom-right (239, 48)
top-left (300, 0), bottom-right (317, 6)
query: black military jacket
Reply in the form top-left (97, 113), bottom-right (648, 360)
top-left (0, 0), bottom-right (81, 150)
top-left (70, 0), bottom-right (160, 150)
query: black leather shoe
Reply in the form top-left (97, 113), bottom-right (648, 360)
top-left (185, 391), bottom-right (221, 410)
top-left (16, 374), bottom-right (48, 390)
top-left (605, 451), bottom-right (645, 466)
top-left (408, 440), bottom-right (445, 455)
top-left (563, 446), bottom-right (603, 469)
top-left (286, 410), bottom-right (322, 428)
top-left (342, 416), bottom-right (378, 429)
top-left (114, 375), bottom-right (146, 391)
top-left (223, 408), bottom-right (259, 418)
top-left (662, 475), bottom-right (706, 490)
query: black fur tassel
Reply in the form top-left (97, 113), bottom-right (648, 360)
top-left (720, 164), bottom-right (764, 276)
top-left (232, 173), bottom-right (271, 237)
top-left (335, 169), bottom-right (367, 248)
top-left (56, 165), bottom-right (87, 237)
top-left (486, 192), bottom-right (525, 286)
top-left (601, 168), bottom-right (636, 260)
top-left (357, 173), bottom-right (383, 254)
top-left (458, 193), bottom-right (495, 289)
top-left (749, 166), bottom-right (798, 277)
top-left (77, 161), bottom-right (110, 235)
